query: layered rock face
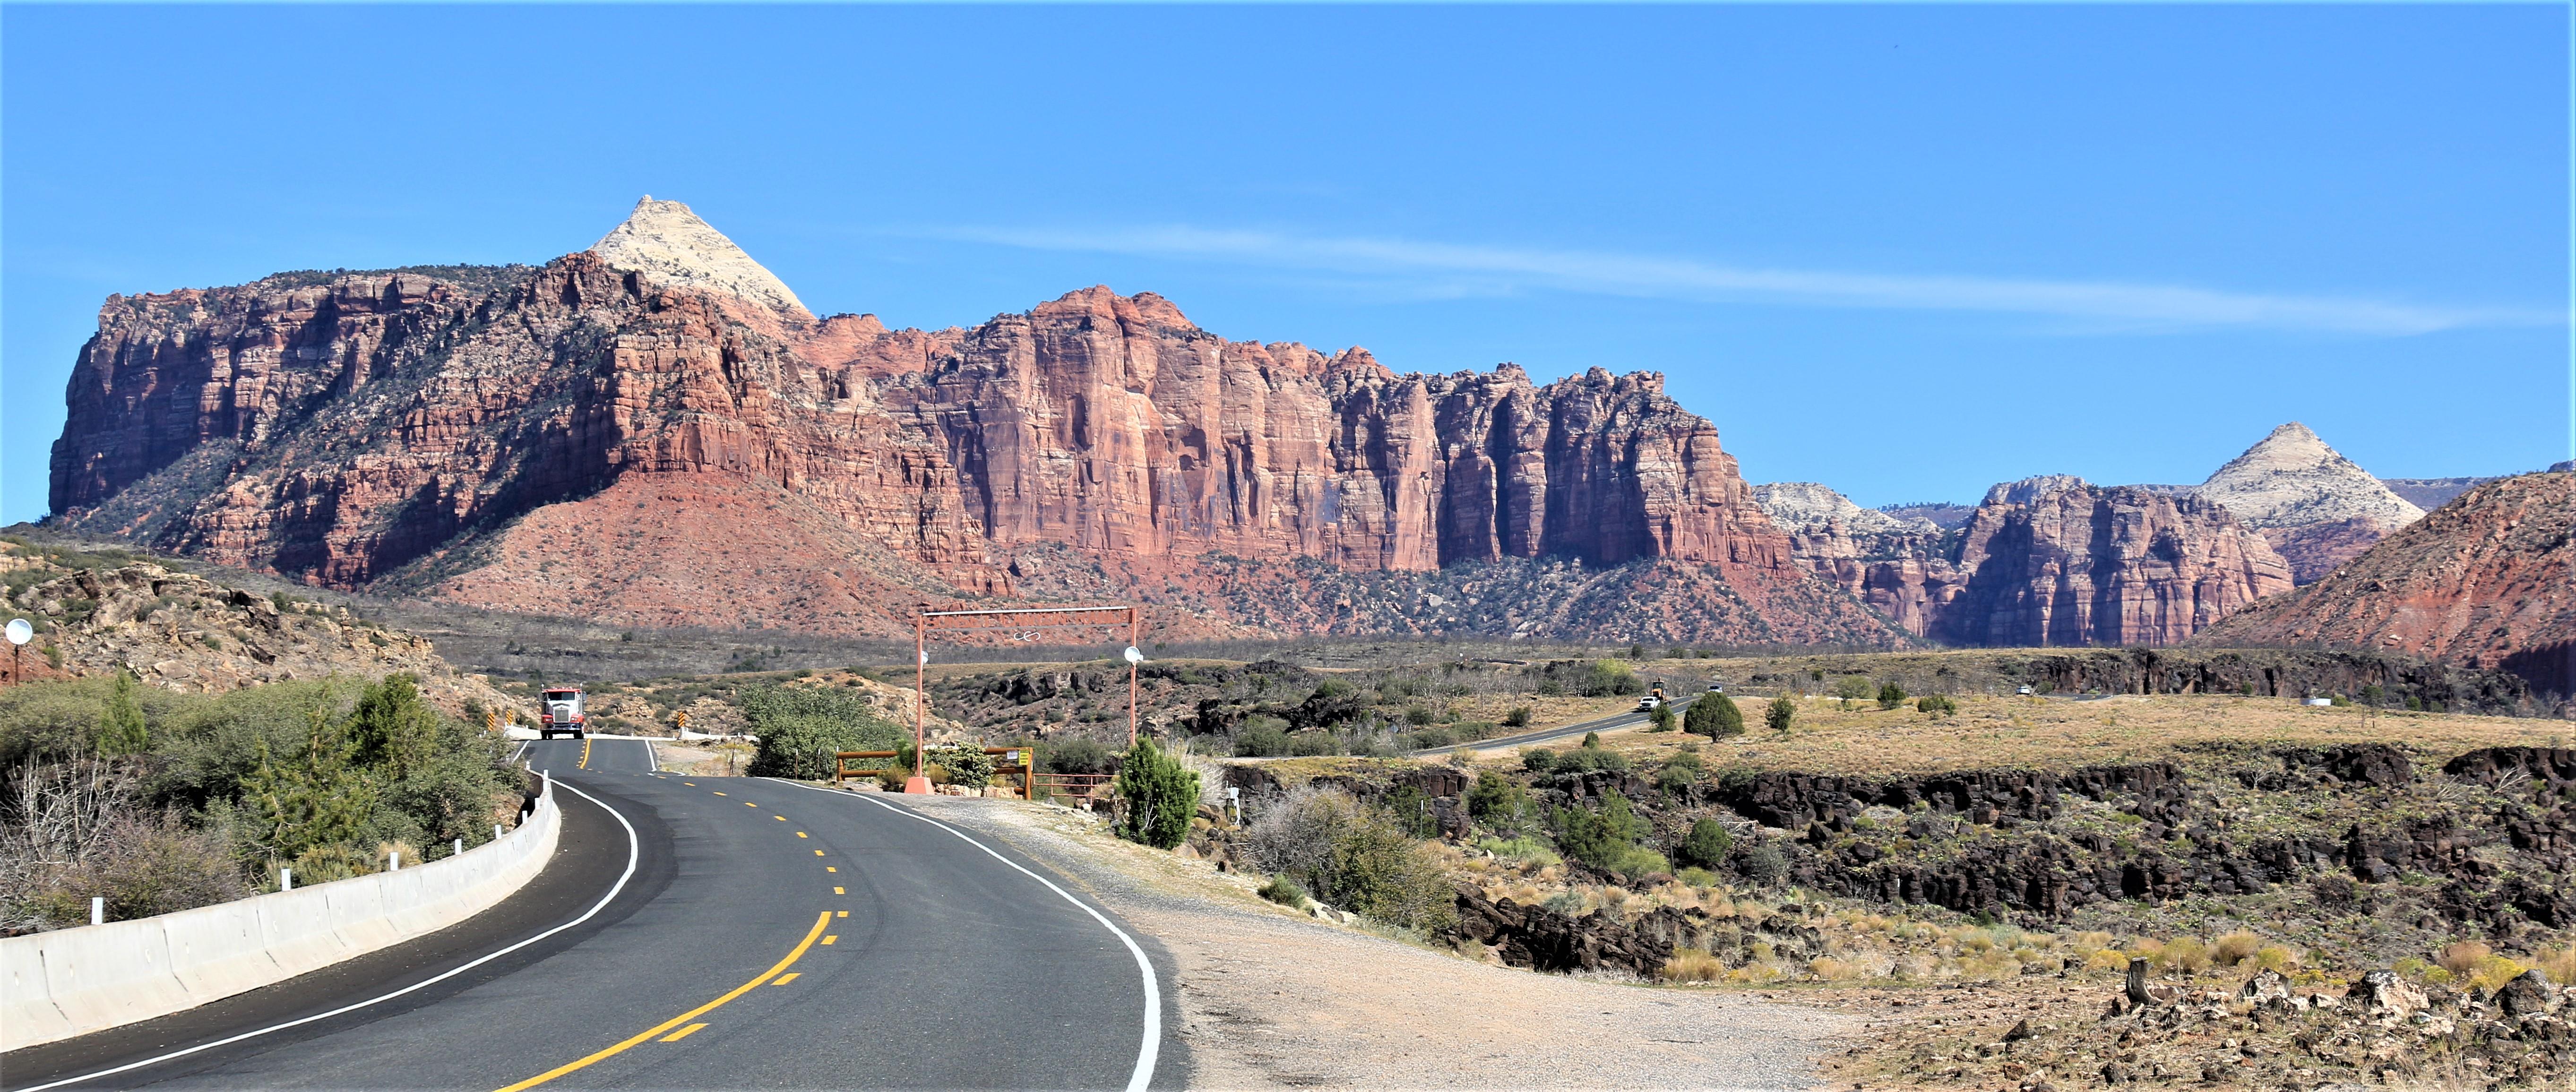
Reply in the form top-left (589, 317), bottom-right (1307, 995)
top-left (2194, 422), bottom-right (2424, 584)
top-left (1755, 477), bottom-right (2287, 646)
top-left (48, 200), bottom-right (1893, 646)
top-left (2196, 472), bottom-right (2576, 696)
top-left (1932, 483), bottom-right (2294, 647)
top-left (1754, 483), bottom-right (1966, 637)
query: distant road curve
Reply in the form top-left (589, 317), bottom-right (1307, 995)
top-left (1414, 694), bottom-right (1710, 757)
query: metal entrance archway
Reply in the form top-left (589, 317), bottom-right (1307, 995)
top-left (909, 605), bottom-right (1141, 795)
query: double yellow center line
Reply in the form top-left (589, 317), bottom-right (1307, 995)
top-left (490, 911), bottom-right (832, 1092)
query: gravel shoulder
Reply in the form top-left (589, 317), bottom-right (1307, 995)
top-left (903, 794), bottom-right (1859, 1090)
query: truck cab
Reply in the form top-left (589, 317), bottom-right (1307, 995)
top-left (538, 688), bottom-right (587, 739)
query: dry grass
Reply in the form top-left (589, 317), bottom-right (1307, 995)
top-left (1527, 692), bottom-right (2568, 776)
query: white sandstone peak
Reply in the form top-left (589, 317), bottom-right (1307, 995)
top-left (2195, 422), bottom-right (2424, 529)
top-left (589, 197), bottom-right (811, 319)
top-left (1753, 482), bottom-right (1936, 535)
top-left (1981, 474), bottom-right (2090, 507)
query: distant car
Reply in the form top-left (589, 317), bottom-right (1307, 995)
top-left (1706, 682), bottom-right (1727, 694)
top-left (2016, 685), bottom-right (2034, 696)
top-left (1635, 695), bottom-right (1663, 712)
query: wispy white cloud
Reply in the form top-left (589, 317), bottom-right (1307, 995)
top-left (930, 224), bottom-right (2560, 336)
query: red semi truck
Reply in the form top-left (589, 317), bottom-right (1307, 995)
top-left (538, 688), bottom-right (588, 739)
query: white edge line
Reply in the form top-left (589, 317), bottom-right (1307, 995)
top-left (18, 768), bottom-right (642, 1092)
top-left (774, 778), bottom-right (1163, 1092)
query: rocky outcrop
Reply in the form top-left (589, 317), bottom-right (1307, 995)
top-left (47, 199), bottom-right (1892, 646)
top-left (0, 548), bottom-right (508, 713)
top-left (1929, 484), bottom-right (2293, 648)
top-left (2196, 423), bottom-right (2425, 584)
top-left (2197, 471), bottom-right (2576, 696)
top-left (1754, 482), bottom-right (1967, 639)
top-left (1753, 477), bottom-right (2290, 647)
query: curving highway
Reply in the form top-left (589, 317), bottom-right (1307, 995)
top-left (1418, 693), bottom-right (1710, 757)
top-left (4, 738), bottom-right (1184, 1091)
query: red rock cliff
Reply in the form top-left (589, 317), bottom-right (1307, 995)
top-left (50, 249), bottom-right (1887, 646)
top-left (1929, 483), bottom-right (2294, 647)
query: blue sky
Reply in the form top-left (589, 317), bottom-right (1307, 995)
top-left (3, 4), bottom-right (2567, 526)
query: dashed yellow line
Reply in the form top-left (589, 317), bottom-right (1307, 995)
top-left (833, 886), bottom-right (844, 894)
top-left (772, 973), bottom-right (800, 986)
top-left (658, 1023), bottom-right (708, 1043)
top-left (489, 911), bottom-right (832, 1092)
top-left (796, 832), bottom-right (808, 838)
top-left (578, 738), bottom-right (592, 769)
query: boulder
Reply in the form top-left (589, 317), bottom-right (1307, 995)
top-left (2496, 969), bottom-right (2561, 1019)
top-left (2346, 970), bottom-right (2430, 1019)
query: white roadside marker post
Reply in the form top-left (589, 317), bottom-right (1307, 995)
top-left (90, 897), bottom-right (103, 925)
top-left (281, 868), bottom-right (293, 891)
top-left (388, 851), bottom-right (400, 872)
top-left (493, 824), bottom-right (503, 843)
top-left (453, 838), bottom-right (464, 857)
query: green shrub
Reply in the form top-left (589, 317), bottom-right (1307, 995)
top-left (1580, 660), bottom-right (1644, 697)
top-left (1288, 731), bottom-right (1339, 757)
top-left (1684, 693), bottom-right (1743, 738)
top-left (1243, 786), bottom-right (1456, 932)
top-left (1519, 748), bottom-right (1556, 773)
top-left (1552, 793), bottom-right (1651, 872)
top-left (1551, 746), bottom-right (1630, 774)
top-left (1403, 706), bottom-right (1435, 726)
top-left (1655, 763), bottom-right (1697, 796)
top-left (1257, 874), bottom-right (1309, 908)
top-left (1467, 770), bottom-right (1534, 827)
top-left (929, 745), bottom-right (994, 790)
top-left (1676, 866), bottom-right (1720, 887)
top-left (1678, 817), bottom-right (1734, 868)
top-left (1233, 721), bottom-right (1292, 757)
top-left (1646, 704), bottom-right (1676, 732)
top-left (741, 684), bottom-right (905, 780)
top-left (1914, 694), bottom-right (1957, 716)
top-left (1112, 738), bottom-right (1199, 850)
top-left (1876, 683), bottom-right (1908, 710)
top-left (1833, 676), bottom-right (1875, 701)
top-left (97, 671), bottom-right (149, 756)
top-left (1503, 706), bottom-right (1534, 728)
top-left (1741, 843), bottom-right (1788, 885)
top-left (1043, 737), bottom-right (1119, 775)
top-left (1766, 694), bottom-right (1797, 734)
top-left (1581, 731), bottom-right (1602, 748)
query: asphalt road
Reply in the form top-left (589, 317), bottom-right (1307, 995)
top-left (1418, 693), bottom-right (1712, 756)
top-left (6, 738), bottom-right (1184, 1091)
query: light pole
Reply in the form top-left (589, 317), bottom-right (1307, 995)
top-left (5, 619), bottom-right (31, 685)
top-left (909, 612), bottom-right (931, 795)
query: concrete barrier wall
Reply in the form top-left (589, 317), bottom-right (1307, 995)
top-left (0, 780), bottom-right (560, 1052)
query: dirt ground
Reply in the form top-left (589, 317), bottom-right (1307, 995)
top-left (906, 794), bottom-right (1859, 1090)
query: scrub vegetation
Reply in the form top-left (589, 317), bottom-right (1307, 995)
top-left (0, 673), bottom-right (520, 933)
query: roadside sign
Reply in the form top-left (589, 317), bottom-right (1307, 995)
top-left (4, 619), bottom-right (30, 645)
